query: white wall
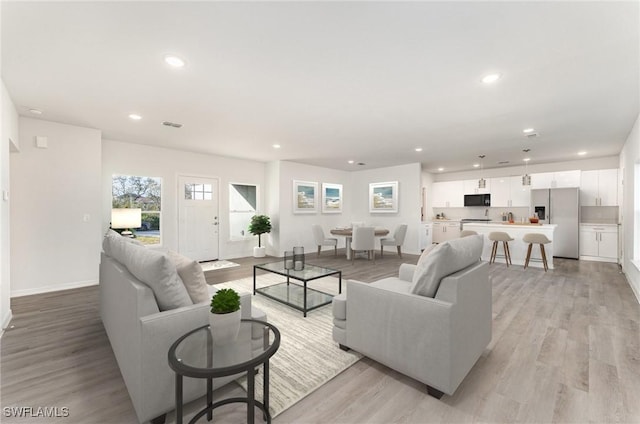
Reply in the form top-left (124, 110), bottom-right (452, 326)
top-left (102, 140), bottom-right (266, 259)
top-left (1, 79), bottom-right (19, 328)
top-left (619, 113), bottom-right (640, 304)
top-left (265, 161), bottom-right (422, 256)
top-left (269, 161), bottom-right (351, 256)
top-left (11, 118), bottom-right (102, 296)
top-left (351, 163), bottom-right (423, 255)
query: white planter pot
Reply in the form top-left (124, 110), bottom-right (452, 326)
top-left (253, 246), bottom-right (266, 258)
top-left (209, 309), bottom-right (241, 345)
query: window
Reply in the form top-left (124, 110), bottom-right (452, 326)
top-left (229, 183), bottom-right (258, 240)
top-left (112, 175), bottom-right (162, 245)
top-left (185, 183), bottom-right (213, 200)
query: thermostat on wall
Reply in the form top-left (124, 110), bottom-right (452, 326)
top-left (35, 136), bottom-right (48, 149)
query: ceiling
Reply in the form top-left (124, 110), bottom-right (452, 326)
top-left (2, 2), bottom-right (638, 173)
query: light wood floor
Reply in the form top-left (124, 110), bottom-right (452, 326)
top-left (2, 249), bottom-right (639, 423)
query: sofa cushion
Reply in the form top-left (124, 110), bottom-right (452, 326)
top-left (120, 242), bottom-right (193, 311)
top-left (370, 277), bottom-right (412, 294)
top-left (167, 251), bottom-right (210, 304)
top-left (103, 229), bottom-right (144, 260)
top-left (410, 235), bottom-right (483, 298)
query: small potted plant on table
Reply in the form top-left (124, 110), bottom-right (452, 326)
top-left (248, 214), bottom-right (272, 258)
top-left (209, 288), bottom-right (241, 345)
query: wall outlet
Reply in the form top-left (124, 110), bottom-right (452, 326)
top-left (83, 214), bottom-right (91, 222)
top-left (2, 190), bottom-right (8, 201)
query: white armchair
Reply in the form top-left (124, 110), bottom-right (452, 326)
top-left (333, 235), bottom-right (491, 398)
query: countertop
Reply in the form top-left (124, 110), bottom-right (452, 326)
top-left (463, 222), bottom-right (557, 228)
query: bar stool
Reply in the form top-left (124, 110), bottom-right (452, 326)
top-left (523, 233), bottom-right (551, 272)
top-left (488, 232), bottom-right (513, 266)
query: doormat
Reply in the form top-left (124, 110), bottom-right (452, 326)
top-left (200, 260), bottom-right (240, 272)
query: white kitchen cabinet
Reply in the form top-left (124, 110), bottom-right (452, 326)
top-left (580, 169), bottom-right (618, 206)
top-left (432, 221), bottom-right (460, 243)
top-left (419, 223), bottom-right (433, 250)
top-left (489, 176), bottom-right (530, 207)
top-left (531, 170), bottom-right (581, 189)
top-left (431, 181), bottom-right (464, 208)
top-left (579, 224), bottom-right (618, 262)
top-left (463, 179), bottom-right (491, 194)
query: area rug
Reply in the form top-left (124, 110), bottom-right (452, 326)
top-left (216, 274), bottom-right (361, 418)
top-left (200, 260), bottom-right (240, 271)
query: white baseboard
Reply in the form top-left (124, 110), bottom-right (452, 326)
top-left (1, 309), bottom-right (13, 335)
top-left (628, 274), bottom-right (640, 305)
top-left (11, 279), bottom-right (98, 298)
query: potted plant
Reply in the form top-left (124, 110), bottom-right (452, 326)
top-left (209, 288), bottom-right (241, 344)
top-left (248, 214), bottom-right (272, 258)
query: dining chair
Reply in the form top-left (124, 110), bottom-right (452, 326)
top-left (351, 226), bottom-right (376, 262)
top-left (311, 224), bottom-right (338, 257)
top-left (380, 224), bottom-right (408, 257)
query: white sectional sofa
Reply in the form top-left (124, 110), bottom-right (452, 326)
top-left (99, 231), bottom-right (265, 423)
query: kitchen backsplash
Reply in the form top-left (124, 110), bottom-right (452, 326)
top-left (431, 207), bottom-right (530, 222)
top-left (581, 206), bottom-right (619, 224)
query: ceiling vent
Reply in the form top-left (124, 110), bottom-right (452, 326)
top-left (162, 121), bottom-right (183, 128)
top-left (498, 160), bottom-right (510, 165)
top-left (525, 132), bottom-right (539, 138)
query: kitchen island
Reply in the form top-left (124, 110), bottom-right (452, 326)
top-left (463, 222), bottom-right (557, 269)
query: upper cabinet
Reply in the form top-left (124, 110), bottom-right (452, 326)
top-left (489, 176), bottom-right (531, 207)
top-left (580, 169), bottom-right (618, 206)
top-left (463, 179), bottom-right (491, 194)
top-left (530, 170), bottom-right (581, 189)
top-left (431, 181), bottom-right (464, 207)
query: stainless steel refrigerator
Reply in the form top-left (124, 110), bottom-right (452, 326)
top-left (531, 188), bottom-right (580, 259)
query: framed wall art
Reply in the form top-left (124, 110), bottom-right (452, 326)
top-left (293, 180), bottom-right (318, 213)
top-left (369, 181), bottom-right (398, 213)
top-left (321, 183), bottom-right (343, 214)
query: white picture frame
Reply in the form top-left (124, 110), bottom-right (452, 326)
top-left (293, 180), bottom-right (318, 213)
top-left (369, 181), bottom-right (398, 213)
top-left (321, 183), bottom-right (343, 214)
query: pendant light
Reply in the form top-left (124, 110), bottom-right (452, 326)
top-left (478, 155), bottom-right (486, 189)
top-left (522, 149), bottom-right (531, 186)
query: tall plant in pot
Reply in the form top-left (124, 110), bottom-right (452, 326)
top-left (209, 288), bottom-right (241, 345)
top-left (248, 214), bottom-right (272, 258)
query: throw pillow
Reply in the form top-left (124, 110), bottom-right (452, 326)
top-left (167, 251), bottom-right (210, 304)
top-left (411, 234), bottom-right (483, 297)
top-left (121, 242), bottom-right (193, 311)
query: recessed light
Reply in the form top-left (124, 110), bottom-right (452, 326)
top-left (481, 73), bottom-right (502, 84)
top-left (348, 160), bottom-right (355, 164)
top-left (578, 151), bottom-right (587, 156)
top-left (415, 147), bottom-right (423, 152)
top-left (473, 163), bottom-right (480, 168)
top-left (523, 128), bottom-right (535, 133)
top-left (128, 114), bottom-right (142, 120)
top-left (164, 55), bottom-right (186, 68)
top-left (523, 157), bottom-right (531, 162)
top-left (437, 167), bottom-right (444, 172)
top-left (272, 144), bottom-right (281, 149)
top-left (28, 108), bottom-right (43, 115)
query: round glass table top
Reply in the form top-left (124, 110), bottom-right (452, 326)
top-left (168, 319), bottom-right (280, 378)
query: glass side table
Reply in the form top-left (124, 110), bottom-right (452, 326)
top-left (168, 319), bottom-right (280, 424)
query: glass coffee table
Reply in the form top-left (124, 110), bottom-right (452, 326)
top-left (253, 262), bottom-right (342, 317)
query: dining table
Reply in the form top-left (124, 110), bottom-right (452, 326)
top-left (330, 227), bottom-right (390, 259)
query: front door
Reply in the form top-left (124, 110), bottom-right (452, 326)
top-left (178, 176), bottom-right (219, 261)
